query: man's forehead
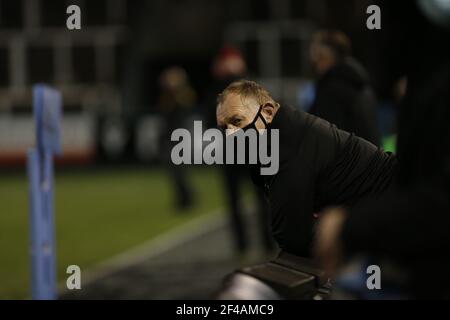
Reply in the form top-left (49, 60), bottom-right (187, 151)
top-left (217, 102), bottom-right (243, 118)
top-left (217, 95), bottom-right (245, 122)
top-left (218, 93), bottom-right (256, 113)
top-left (221, 93), bottom-right (246, 107)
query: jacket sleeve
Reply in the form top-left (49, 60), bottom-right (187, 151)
top-left (309, 115), bottom-right (396, 209)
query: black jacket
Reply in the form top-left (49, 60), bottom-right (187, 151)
top-left (253, 106), bottom-right (397, 257)
top-left (310, 59), bottom-right (380, 145)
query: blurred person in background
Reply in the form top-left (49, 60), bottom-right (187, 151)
top-left (309, 30), bottom-right (380, 146)
top-left (205, 45), bottom-right (249, 127)
top-left (205, 46), bottom-right (275, 257)
top-left (158, 66), bottom-right (196, 210)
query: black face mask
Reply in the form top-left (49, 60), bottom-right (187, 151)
top-left (242, 105), bottom-right (272, 185)
top-left (224, 104), bottom-right (270, 169)
top-left (242, 105), bottom-right (268, 132)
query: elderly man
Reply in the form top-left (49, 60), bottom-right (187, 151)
top-left (216, 80), bottom-right (397, 257)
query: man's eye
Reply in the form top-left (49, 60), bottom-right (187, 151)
top-left (231, 119), bottom-right (241, 126)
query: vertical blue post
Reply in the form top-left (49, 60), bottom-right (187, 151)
top-left (27, 84), bottom-right (62, 300)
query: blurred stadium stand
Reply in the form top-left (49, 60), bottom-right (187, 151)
top-left (0, 0), bottom-right (392, 167)
top-left (0, 0), bottom-right (129, 165)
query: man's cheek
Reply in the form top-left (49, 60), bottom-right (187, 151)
top-left (225, 127), bottom-right (239, 136)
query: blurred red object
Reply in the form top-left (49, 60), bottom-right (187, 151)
top-left (212, 45), bottom-right (247, 79)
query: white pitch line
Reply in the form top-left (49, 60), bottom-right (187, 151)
top-left (58, 208), bottom-right (227, 293)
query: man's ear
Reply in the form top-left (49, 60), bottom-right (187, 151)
top-left (262, 103), bottom-right (276, 123)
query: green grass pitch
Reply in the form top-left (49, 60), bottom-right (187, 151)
top-left (0, 167), bottom-right (226, 299)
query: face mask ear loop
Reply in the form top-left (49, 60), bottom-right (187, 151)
top-left (243, 105), bottom-right (262, 130)
top-left (254, 105), bottom-right (264, 126)
top-left (259, 104), bottom-right (269, 128)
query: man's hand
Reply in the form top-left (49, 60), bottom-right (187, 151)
top-left (314, 207), bottom-right (347, 278)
